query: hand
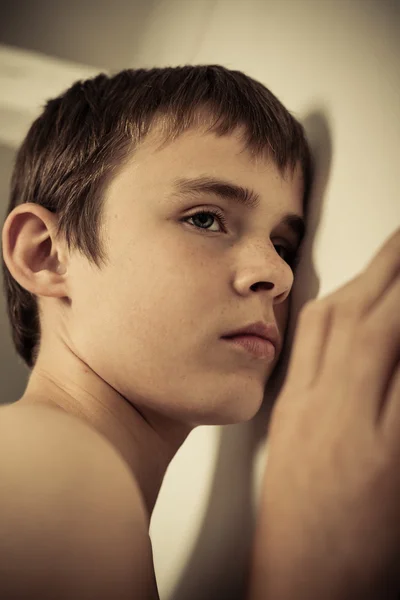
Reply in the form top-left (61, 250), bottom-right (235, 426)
top-left (256, 227), bottom-right (400, 599)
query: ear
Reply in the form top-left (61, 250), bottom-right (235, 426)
top-left (1, 203), bottom-right (69, 299)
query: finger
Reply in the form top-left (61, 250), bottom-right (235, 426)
top-left (316, 274), bottom-right (363, 389)
top-left (311, 227), bottom-right (400, 401)
top-left (329, 227), bottom-right (400, 316)
top-left (283, 228), bottom-right (400, 398)
top-left (360, 226), bottom-right (400, 313)
top-left (284, 272), bottom-right (363, 393)
top-left (350, 273), bottom-right (400, 426)
top-left (318, 270), bottom-right (400, 425)
top-left (283, 300), bottom-right (332, 390)
top-left (382, 361), bottom-right (400, 453)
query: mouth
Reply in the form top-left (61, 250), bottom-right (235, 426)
top-left (222, 334), bottom-right (276, 360)
top-left (221, 320), bottom-right (279, 358)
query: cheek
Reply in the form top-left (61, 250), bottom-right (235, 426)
top-left (104, 261), bottom-right (191, 340)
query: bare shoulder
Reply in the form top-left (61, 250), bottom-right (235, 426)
top-left (0, 401), bottom-right (160, 599)
top-left (0, 399), bottom-right (147, 504)
top-left (0, 400), bottom-right (147, 518)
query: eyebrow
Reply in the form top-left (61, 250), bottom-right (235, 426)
top-left (171, 175), bottom-right (306, 244)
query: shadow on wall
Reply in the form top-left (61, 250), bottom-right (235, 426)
top-left (169, 108), bottom-right (332, 600)
top-left (0, 142), bottom-right (31, 404)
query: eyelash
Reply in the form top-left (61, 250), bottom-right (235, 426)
top-left (183, 208), bottom-right (301, 270)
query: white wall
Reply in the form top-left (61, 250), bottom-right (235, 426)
top-left (0, 0), bottom-right (158, 70)
top-left (0, 0), bottom-right (399, 598)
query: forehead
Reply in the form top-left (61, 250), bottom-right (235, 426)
top-left (137, 123), bottom-right (302, 184)
top-left (108, 124), bottom-right (304, 224)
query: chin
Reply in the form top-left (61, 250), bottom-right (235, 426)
top-left (193, 394), bottom-right (264, 427)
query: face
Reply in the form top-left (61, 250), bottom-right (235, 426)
top-left (11, 125), bottom-right (304, 427)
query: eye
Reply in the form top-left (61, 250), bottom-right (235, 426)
top-left (183, 208), bottom-right (228, 233)
top-left (275, 243), bottom-right (302, 271)
top-left (182, 209), bottom-right (301, 271)
top-left (275, 243), bottom-right (292, 262)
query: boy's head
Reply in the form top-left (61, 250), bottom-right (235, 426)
top-left (1, 65), bottom-right (312, 425)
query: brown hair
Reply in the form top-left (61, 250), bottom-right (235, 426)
top-left (1, 65), bottom-right (313, 370)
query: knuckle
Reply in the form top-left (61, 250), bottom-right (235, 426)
top-left (320, 273), bottom-right (366, 317)
top-left (354, 316), bottom-right (391, 346)
top-left (334, 298), bottom-right (365, 322)
top-left (299, 298), bottom-right (328, 320)
top-left (300, 278), bottom-right (366, 324)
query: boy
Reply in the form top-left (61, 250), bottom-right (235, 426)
top-left (1, 65), bottom-right (399, 599)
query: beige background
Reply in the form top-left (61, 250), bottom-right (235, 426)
top-left (1, 0), bottom-right (399, 598)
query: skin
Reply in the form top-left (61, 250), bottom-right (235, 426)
top-left (2, 122), bottom-right (304, 522)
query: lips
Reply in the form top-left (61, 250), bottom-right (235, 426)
top-left (223, 334), bottom-right (276, 360)
top-left (222, 320), bottom-right (279, 352)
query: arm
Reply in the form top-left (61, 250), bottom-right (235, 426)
top-left (0, 403), bottom-right (159, 599)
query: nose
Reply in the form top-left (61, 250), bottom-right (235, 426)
top-left (231, 242), bottom-right (293, 303)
